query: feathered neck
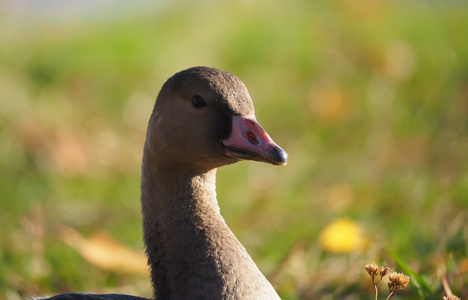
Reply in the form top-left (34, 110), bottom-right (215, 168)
top-left (140, 148), bottom-right (279, 299)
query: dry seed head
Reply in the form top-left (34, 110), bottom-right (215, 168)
top-left (365, 262), bottom-right (380, 278)
top-left (388, 272), bottom-right (410, 293)
top-left (380, 266), bottom-right (390, 277)
top-left (443, 296), bottom-right (461, 300)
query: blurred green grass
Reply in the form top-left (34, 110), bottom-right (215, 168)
top-left (1, 0), bottom-right (467, 299)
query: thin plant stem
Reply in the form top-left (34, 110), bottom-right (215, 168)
top-left (373, 276), bottom-right (383, 300)
top-left (374, 282), bottom-right (379, 300)
top-left (385, 291), bottom-right (396, 300)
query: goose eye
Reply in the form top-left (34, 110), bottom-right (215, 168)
top-left (191, 95), bottom-right (207, 108)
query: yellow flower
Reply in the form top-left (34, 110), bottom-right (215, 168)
top-left (319, 218), bottom-right (367, 253)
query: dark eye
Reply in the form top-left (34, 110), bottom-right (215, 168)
top-left (191, 95), bottom-right (207, 108)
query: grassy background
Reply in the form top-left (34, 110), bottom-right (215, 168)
top-left (1, 0), bottom-right (467, 299)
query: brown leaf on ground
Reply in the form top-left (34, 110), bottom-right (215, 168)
top-left (60, 226), bottom-right (149, 276)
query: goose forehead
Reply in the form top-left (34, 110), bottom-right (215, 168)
top-left (208, 81), bottom-right (254, 112)
top-left (175, 67), bottom-right (255, 115)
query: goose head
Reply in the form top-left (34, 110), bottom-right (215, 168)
top-left (145, 67), bottom-right (288, 172)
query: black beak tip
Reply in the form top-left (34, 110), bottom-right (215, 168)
top-left (272, 146), bottom-right (288, 166)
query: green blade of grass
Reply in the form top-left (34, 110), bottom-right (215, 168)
top-left (385, 246), bottom-right (438, 300)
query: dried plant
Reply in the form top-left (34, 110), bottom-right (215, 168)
top-left (366, 262), bottom-right (380, 280)
top-left (365, 260), bottom-right (462, 300)
top-left (366, 263), bottom-right (411, 300)
top-left (386, 272), bottom-right (410, 300)
top-left (365, 262), bottom-right (391, 300)
top-left (443, 295), bottom-right (461, 300)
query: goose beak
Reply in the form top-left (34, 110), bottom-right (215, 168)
top-left (222, 115), bottom-right (288, 166)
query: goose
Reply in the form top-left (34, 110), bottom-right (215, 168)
top-left (39, 67), bottom-right (288, 300)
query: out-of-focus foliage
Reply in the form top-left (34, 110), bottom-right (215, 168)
top-left (1, 0), bottom-right (467, 299)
